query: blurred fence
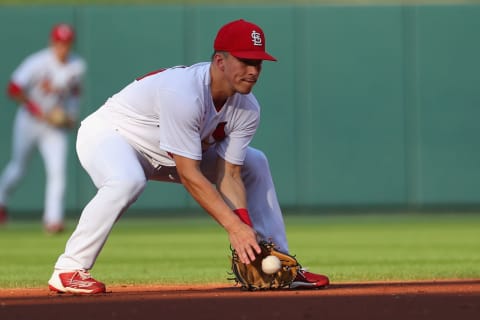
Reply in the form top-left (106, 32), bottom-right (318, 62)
top-left (1, 4), bottom-right (480, 214)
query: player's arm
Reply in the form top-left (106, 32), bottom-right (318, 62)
top-left (172, 153), bottom-right (260, 264)
top-left (215, 157), bottom-right (246, 208)
top-left (214, 157), bottom-right (254, 224)
top-left (59, 84), bottom-right (82, 129)
top-left (63, 58), bottom-right (87, 126)
top-left (6, 81), bottom-right (43, 118)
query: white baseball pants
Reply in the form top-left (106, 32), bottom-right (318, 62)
top-left (0, 109), bottom-right (67, 225)
top-left (54, 114), bottom-right (288, 271)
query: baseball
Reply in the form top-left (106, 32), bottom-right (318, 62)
top-left (261, 255), bottom-right (282, 274)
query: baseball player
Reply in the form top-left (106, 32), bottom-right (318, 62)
top-left (48, 19), bottom-right (329, 294)
top-left (0, 23), bottom-right (86, 233)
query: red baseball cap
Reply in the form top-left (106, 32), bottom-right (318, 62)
top-left (50, 23), bottom-right (75, 43)
top-left (214, 19), bottom-right (277, 61)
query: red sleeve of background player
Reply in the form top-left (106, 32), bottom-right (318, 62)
top-left (7, 81), bottom-right (42, 117)
top-left (7, 81), bottom-right (22, 96)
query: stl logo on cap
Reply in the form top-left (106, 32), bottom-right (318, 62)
top-left (251, 30), bottom-right (262, 47)
top-left (214, 19), bottom-right (277, 61)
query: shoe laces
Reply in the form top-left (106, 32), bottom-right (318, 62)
top-left (296, 267), bottom-right (315, 281)
top-left (72, 270), bottom-right (93, 281)
top-left (298, 267), bottom-right (309, 275)
top-left (296, 268), bottom-right (307, 280)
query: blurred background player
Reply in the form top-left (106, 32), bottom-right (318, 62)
top-left (0, 23), bottom-right (86, 233)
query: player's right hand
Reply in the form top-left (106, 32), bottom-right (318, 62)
top-left (228, 222), bottom-right (261, 264)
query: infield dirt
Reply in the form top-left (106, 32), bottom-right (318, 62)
top-left (1, 279), bottom-right (479, 320)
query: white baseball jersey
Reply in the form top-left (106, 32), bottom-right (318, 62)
top-left (11, 47), bottom-right (86, 117)
top-left (90, 62), bottom-right (260, 167)
top-left (53, 62), bottom-right (291, 272)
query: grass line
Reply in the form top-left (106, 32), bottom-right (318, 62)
top-left (0, 213), bottom-right (479, 288)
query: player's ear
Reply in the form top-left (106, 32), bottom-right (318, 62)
top-left (213, 51), bottom-right (227, 71)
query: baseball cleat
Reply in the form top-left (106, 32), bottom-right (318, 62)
top-left (0, 206), bottom-right (8, 225)
top-left (48, 270), bottom-right (106, 294)
top-left (44, 223), bottom-right (65, 234)
top-left (290, 269), bottom-right (330, 289)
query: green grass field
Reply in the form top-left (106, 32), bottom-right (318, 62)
top-left (0, 212), bottom-right (479, 288)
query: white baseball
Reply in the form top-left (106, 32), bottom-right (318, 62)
top-left (261, 255), bottom-right (282, 274)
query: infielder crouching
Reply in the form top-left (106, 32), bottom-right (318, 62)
top-left (48, 19), bottom-right (329, 294)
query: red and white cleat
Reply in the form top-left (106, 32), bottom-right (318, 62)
top-left (48, 270), bottom-right (106, 294)
top-left (44, 223), bottom-right (65, 234)
top-left (290, 269), bottom-right (330, 289)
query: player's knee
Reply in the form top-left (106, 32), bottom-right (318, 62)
top-left (245, 148), bottom-right (269, 171)
top-left (3, 161), bottom-right (26, 182)
top-left (123, 177), bottom-right (146, 196)
top-left (108, 176), bottom-right (146, 200)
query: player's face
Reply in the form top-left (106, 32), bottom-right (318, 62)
top-left (223, 54), bottom-right (263, 94)
top-left (52, 41), bottom-right (73, 63)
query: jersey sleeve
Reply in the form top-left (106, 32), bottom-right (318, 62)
top-left (10, 53), bottom-right (42, 89)
top-left (158, 90), bottom-right (203, 160)
top-left (216, 103), bottom-right (260, 165)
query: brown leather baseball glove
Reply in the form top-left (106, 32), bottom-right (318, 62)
top-left (230, 241), bottom-right (300, 290)
top-left (45, 106), bottom-right (73, 128)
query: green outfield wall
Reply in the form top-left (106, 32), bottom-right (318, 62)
top-left (1, 4), bottom-right (479, 214)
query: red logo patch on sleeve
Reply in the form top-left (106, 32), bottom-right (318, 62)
top-left (212, 122), bottom-right (227, 141)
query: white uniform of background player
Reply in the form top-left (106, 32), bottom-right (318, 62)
top-left (0, 24), bottom-right (86, 232)
top-left (48, 19), bottom-right (329, 294)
